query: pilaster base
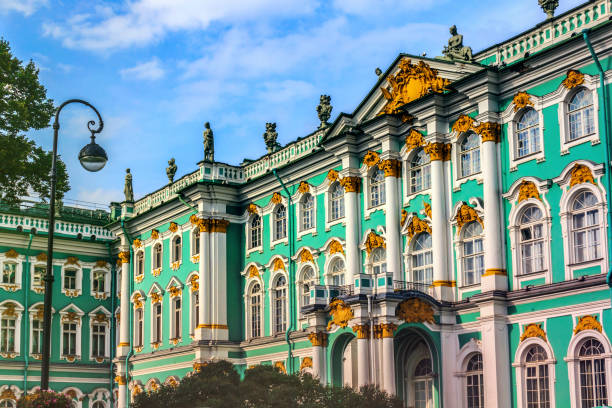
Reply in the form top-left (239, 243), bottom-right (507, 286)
top-left (482, 269), bottom-right (507, 292)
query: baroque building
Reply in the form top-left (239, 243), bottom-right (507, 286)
top-left (1, 1), bottom-right (612, 407)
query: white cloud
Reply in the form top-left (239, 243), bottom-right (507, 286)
top-left (120, 58), bottom-right (165, 80)
top-left (43, 0), bottom-right (319, 51)
top-left (332, 0), bottom-right (439, 15)
top-left (0, 0), bottom-right (47, 16)
top-left (57, 63), bottom-right (74, 73)
top-left (74, 188), bottom-right (123, 206)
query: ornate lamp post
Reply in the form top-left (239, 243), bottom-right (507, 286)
top-left (41, 99), bottom-right (108, 390)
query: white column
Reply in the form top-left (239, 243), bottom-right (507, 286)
top-left (383, 160), bottom-right (402, 281)
top-left (381, 323), bottom-right (396, 395)
top-left (353, 324), bottom-right (370, 387)
top-left (196, 219), bottom-right (210, 340)
top-left (440, 312), bottom-right (459, 408)
top-left (481, 129), bottom-right (507, 291)
top-left (117, 376), bottom-right (127, 408)
top-left (210, 220), bottom-right (229, 341)
top-left (117, 239), bottom-right (130, 357)
top-left (309, 332), bottom-right (328, 385)
top-left (480, 304), bottom-right (511, 408)
top-left (343, 177), bottom-right (361, 282)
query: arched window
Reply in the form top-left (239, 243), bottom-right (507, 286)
top-left (462, 222), bottom-right (484, 286)
top-left (172, 236), bottom-right (182, 263)
top-left (192, 291), bottom-right (199, 331)
top-left (460, 133), bottom-right (481, 177)
top-left (0, 315), bottom-right (16, 353)
top-left (172, 297), bottom-right (181, 339)
top-left (370, 169), bottom-right (385, 207)
top-left (192, 229), bottom-right (200, 256)
top-left (412, 233), bottom-right (433, 285)
top-left (571, 191), bottom-right (602, 263)
top-left (92, 402), bottom-right (105, 408)
top-left (152, 302), bottom-right (162, 343)
top-left (0, 400), bottom-right (15, 408)
top-left (568, 88), bottom-right (595, 141)
top-left (136, 251), bottom-right (144, 276)
top-left (153, 244), bottom-right (162, 270)
top-left (274, 206), bottom-right (287, 241)
top-left (329, 258), bottom-right (345, 286)
top-left (413, 358), bottom-right (433, 408)
top-left (519, 206), bottom-right (545, 275)
top-left (330, 183), bottom-right (345, 221)
top-left (249, 215), bottom-right (262, 249)
top-left (578, 338), bottom-right (608, 407)
top-left (300, 267), bottom-right (315, 308)
top-left (516, 108), bottom-right (540, 158)
top-left (273, 276), bottom-right (287, 334)
top-left (250, 284), bottom-right (262, 338)
top-left (301, 194), bottom-right (315, 231)
top-left (370, 247), bottom-right (386, 275)
top-left (523, 345), bottom-right (550, 407)
top-left (466, 353), bottom-right (484, 408)
top-left (409, 148), bottom-right (431, 194)
top-left (135, 308), bottom-right (143, 347)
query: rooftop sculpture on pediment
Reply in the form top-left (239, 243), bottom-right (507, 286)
top-left (441, 25), bottom-right (474, 62)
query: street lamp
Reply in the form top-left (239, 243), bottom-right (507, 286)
top-left (41, 99), bottom-right (107, 390)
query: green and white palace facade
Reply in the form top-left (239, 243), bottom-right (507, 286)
top-left (2, 1), bottom-right (612, 407)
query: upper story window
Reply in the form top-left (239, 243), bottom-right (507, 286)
top-left (1, 262), bottom-right (16, 285)
top-left (301, 194), bottom-right (315, 231)
top-left (0, 315), bottom-right (16, 354)
top-left (91, 323), bottom-right (106, 358)
top-left (409, 148), bottom-right (431, 194)
top-left (136, 251), bottom-right (144, 276)
top-left (519, 206), bottom-right (545, 275)
top-left (273, 276), bottom-right (287, 334)
top-left (62, 322), bottom-right (77, 356)
top-left (274, 205), bottom-right (287, 241)
top-left (413, 358), bottom-right (434, 408)
top-left (369, 169), bottom-right (386, 207)
top-left (571, 191), bottom-right (602, 263)
top-left (330, 183), bottom-right (345, 221)
top-left (249, 215), bottom-right (262, 249)
top-left (412, 233), bottom-right (433, 286)
top-left (300, 267), bottom-right (315, 308)
top-left (172, 236), bottom-right (182, 263)
top-left (459, 133), bottom-right (481, 177)
top-left (153, 244), bottom-right (162, 270)
top-left (516, 108), bottom-right (541, 158)
top-left (152, 302), bottom-right (162, 343)
top-left (370, 247), bottom-right (387, 275)
top-left (192, 229), bottom-right (200, 256)
top-left (578, 338), bottom-right (608, 407)
top-left (32, 265), bottom-right (45, 290)
top-left (249, 283), bottom-right (262, 338)
top-left (568, 88), bottom-right (595, 141)
top-left (465, 353), bottom-right (484, 408)
top-left (171, 297), bottom-right (181, 340)
top-left (329, 258), bottom-right (345, 286)
top-left (63, 269), bottom-right (77, 291)
top-left (135, 308), bottom-right (144, 348)
top-left (462, 222), bottom-right (484, 286)
top-left (92, 270), bottom-right (106, 294)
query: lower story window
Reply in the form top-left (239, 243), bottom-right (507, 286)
top-left (62, 323), bottom-right (77, 356)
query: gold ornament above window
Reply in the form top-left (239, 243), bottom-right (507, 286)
top-left (189, 214), bottom-right (200, 225)
top-left (378, 159), bottom-right (401, 178)
top-left (247, 265), bottom-right (260, 278)
top-left (562, 70), bottom-right (585, 89)
top-left (169, 222), bottom-right (178, 233)
top-left (424, 202), bottom-right (432, 218)
top-left (327, 299), bottom-right (354, 330)
top-left (365, 231), bottom-right (386, 254)
top-left (297, 181), bottom-right (310, 194)
top-left (401, 209), bottom-right (408, 226)
top-left (272, 258), bottom-right (286, 271)
top-left (363, 151), bottom-right (380, 168)
top-left (308, 331), bottom-right (328, 347)
top-left (169, 286), bottom-right (182, 298)
top-left (405, 129), bottom-right (426, 152)
top-left (133, 294), bottom-right (143, 309)
top-left (151, 229), bottom-right (160, 240)
top-left (66, 256), bottom-right (80, 266)
top-left (274, 361), bottom-right (287, 374)
top-left (455, 204), bottom-right (483, 230)
top-left (396, 298), bottom-right (434, 324)
top-left (329, 240), bottom-right (344, 255)
top-left (406, 216), bottom-right (431, 239)
top-left (379, 58), bottom-right (450, 116)
top-left (2, 302), bottom-right (16, 317)
top-left (5, 249), bottom-right (18, 258)
top-left (300, 357), bottom-right (313, 371)
top-left (36, 252), bottom-right (47, 262)
top-left (513, 92), bottom-right (534, 112)
top-left (0, 389), bottom-right (16, 400)
top-left (452, 115), bottom-right (475, 133)
top-left (95, 260), bottom-right (108, 268)
top-left (569, 164), bottom-right (595, 187)
top-left (61, 311), bottom-right (79, 324)
top-left (327, 169), bottom-right (339, 182)
top-left (133, 239), bottom-right (142, 248)
top-left (189, 275), bottom-right (199, 292)
top-left (517, 181), bottom-right (541, 203)
top-left (520, 323), bottom-right (547, 342)
top-left (118, 251), bottom-right (130, 264)
top-left (299, 249), bottom-right (314, 263)
top-left (93, 313), bottom-right (109, 323)
top-left (271, 192), bottom-right (282, 205)
top-left (574, 315), bottom-right (602, 334)
top-left (151, 292), bottom-right (163, 304)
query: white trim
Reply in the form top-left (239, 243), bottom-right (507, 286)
top-left (90, 265), bottom-right (111, 300)
top-left (454, 339), bottom-right (483, 408)
top-left (512, 336), bottom-right (557, 408)
top-left (61, 261), bottom-right (82, 298)
top-left (451, 199), bottom-right (485, 297)
top-left (360, 164), bottom-right (386, 220)
top-left (401, 146), bottom-right (432, 207)
top-left (185, 271), bottom-right (199, 336)
top-left (244, 277), bottom-right (264, 339)
top-left (151, 241), bottom-right (163, 276)
top-left (88, 306), bottom-right (111, 362)
top-left (268, 203), bottom-right (289, 249)
top-left (58, 304), bottom-right (84, 362)
top-left (0, 252), bottom-right (23, 292)
top-left (296, 191), bottom-right (317, 240)
top-left (451, 131), bottom-right (482, 191)
top-left (324, 181), bottom-right (346, 231)
top-left (268, 270), bottom-right (289, 336)
top-left (29, 259), bottom-right (46, 294)
top-left (0, 300), bottom-right (23, 358)
top-left (557, 76), bottom-right (601, 154)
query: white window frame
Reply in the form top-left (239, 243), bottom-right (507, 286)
top-left (0, 301), bottom-right (23, 358)
top-left (135, 250), bottom-right (145, 279)
top-left (365, 167), bottom-right (386, 211)
top-left (269, 273), bottom-right (288, 335)
top-left (190, 228), bottom-right (200, 262)
top-left (402, 147), bottom-right (432, 203)
top-left (324, 254), bottom-right (347, 287)
top-left (297, 193), bottom-right (317, 238)
top-left (59, 305), bottom-right (83, 361)
top-left (133, 307), bottom-right (144, 349)
top-left (365, 246), bottom-right (387, 275)
top-left (455, 339), bottom-right (484, 408)
top-left (513, 335), bottom-right (556, 408)
top-left (405, 232), bottom-right (433, 287)
top-left (557, 75), bottom-right (600, 154)
top-left (30, 261), bottom-right (46, 294)
top-left (457, 132), bottom-right (481, 179)
top-left (149, 293), bottom-right (163, 346)
top-left (270, 204), bottom-right (288, 246)
top-left (501, 96), bottom-right (546, 171)
top-left (244, 279), bottom-right (264, 339)
top-left (246, 213), bottom-right (263, 255)
top-left (325, 182), bottom-right (346, 230)
top-left (90, 267), bottom-right (110, 300)
top-left (452, 201), bottom-right (485, 298)
top-left (28, 303), bottom-right (49, 358)
top-left (0, 252), bottom-right (23, 292)
top-left (171, 233), bottom-right (182, 265)
top-left (151, 242), bottom-right (163, 275)
top-left (186, 272), bottom-right (199, 337)
top-left (457, 221), bottom-right (484, 289)
top-left (88, 307), bottom-right (110, 362)
top-left (297, 264), bottom-right (316, 314)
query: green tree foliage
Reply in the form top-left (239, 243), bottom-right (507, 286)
top-left (0, 38), bottom-right (69, 205)
top-left (17, 389), bottom-right (74, 408)
top-left (133, 361), bottom-right (402, 408)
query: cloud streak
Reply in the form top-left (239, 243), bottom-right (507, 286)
top-left (120, 58), bottom-right (165, 80)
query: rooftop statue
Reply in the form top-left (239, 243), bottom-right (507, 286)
top-left (316, 95), bottom-right (332, 129)
top-left (203, 122), bottom-right (214, 162)
top-left (124, 168), bottom-right (134, 202)
top-left (539, 0), bottom-right (559, 19)
top-left (166, 158), bottom-right (177, 183)
top-left (263, 122), bottom-right (281, 154)
top-left (442, 25), bottom-right (474, 62)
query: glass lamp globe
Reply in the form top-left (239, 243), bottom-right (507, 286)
top-left (78, 137), bottom-right (108, 172)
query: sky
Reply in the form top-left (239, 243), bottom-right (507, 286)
top-left (0, 0), bottom-right (586, 207)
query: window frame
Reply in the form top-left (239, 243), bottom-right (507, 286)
top-left (90, 267), bottom-right (110, 299)
top-left (502, 98), bottom-right (546, 170)
top-left (326, 182), bottom-right (345, 228)
top-left (458, 132), bottom-right (481, 179)
top-left (297, 265), bottom-right (316, 313)
top-left (30, 262), bottom-right (46, 293)
top-left (247, 214), bottom-right (263, 253)
top-left (558, 76), bottom-right (600, 154)
top-left (514, 108), bottom-right (542, 160)
top-left (271, 204), bottom-right (288, 244)
top-left (152, 243), bottom-right (163, 274)
top-left (270, 274), bottom-right (288, 335)
top-left (405, 147), bottom-right (432, 198)
top-left (368, 168), bottom-right (386, 209)
top-left (245, 280), bottom-right (263, 339)
top-left (58, 307), bottom-right (83, 361)
top-left (191, 228), bottom-right (200, 261)
top-left (459, 221), bottom-right (485, 288)
top-left (297, 193), bottom-right (316, 237)
top-left (326, 255), bottom-right (346, 287)
top-left (88, 309), bottom-right (110, 361)
top-left (0, 252), bottom-right (23, 292)
top-left (407, 232), bottom-right (434, 287)
top-left (171, 234), bottom-right (182, 266)
top-left (514, 336), bottom-right (556, 408)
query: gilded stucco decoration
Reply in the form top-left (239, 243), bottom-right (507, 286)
top-left (364, 231), bottom-right (386, 255)
top-left (132, 384), bottom-right (143, 396)
top-left (406, 216), bottom-right (432, 239)
top-left (396, 298), bottom-right (434, 324)
top-left (308, 331), bottom-right (328, 347)
top-left (93, 313), bottom-right (108, 323)
top-left (379, 159), bottom-right (401, 178)
top-left (273, 258), bottom-right (286, 271)
top-left (61, 311), bottom-right (79, 324)
top-left (210, 219), bottom-right (230, 233)
top-left (363, 151), bottom-right (381, 168)
top-left (352, 324), bottom-right (370, 339)
top-left (66, 256), bottom-right (80, 266)
top-left (520, 323), bottom-right (547, 342)
top-left (246, 203), bottom-right (259, 214)
top-left (401, 209), bottom-right (408, 226)
top-left (380, 323), bottom-right (398, 338)
top-left (5, 249), bottom-right (18, 258)
top-left (189, 214), bottom-right (200, 225)
top-left (133, 294), bottom-right (143, 309)
top-left (452, 115), bottom-right (475, 133)
top-left (424, 202), bottom-right (432, 218)
top-left (247, 265), bottom-right (260, 278)
top-left (423, 142), bottom-right (451, 161)
top-left (562, 69), bottom-right (585, 89)
top-left (169, 286), bottom-right (182, 298)
top-left (270, 192), bottom-right (283, 205)
top-left (455, 204), bottom-right (483, 230)
top-left (166, 377), bottom-right (179, 387)
top-left (405, 129), bottom-right (426, 152)
top-left (197, 218), bottom-right (211, 233)
top-left (189, 275), bottom-right (199, 292)
top-left (379, 58), bottom-right (450, 116)
top-left (327, 299), bottom-right (354, 330)
top-left (569, 164), bottom-right (595, 187)
top-left (574, 315), bottom-right (602, 334)
top-left (118, 251), bottom-right (130, 264)
top-left (36, 252), bottom-right (47, 262)
top-left (300, 357), bottom-right (313, 371)
top-left (474, 122), bottom-right (501, 143)
top-left (517, 181), bottom-right (541, 203)
top-left (298, 181), bottom-right (310, 194)
top-left (150, 292), bottom-right (163, 304)
top-left (339, 176), bottom-right (360, 193)
top-left (151, 229), bottom-right (160, 240)
top-left (115, 375), bottom-right (127, 385)
top-left (95, 260), bottom-right (108, 268)
top-left (513, 92), bottom-right (535, 112)
top-left (2, 302), bottom-right (16, 317)
top-left (274, 361), bottom-right (287, 374)
top-left (327, 169), bottom-right (339, 182)
top-left (193, 362), bottom-right (207, 372)
top-left (169, 222), bottom-right (179, 233)
top-left (329, 240), bottom-right (344, 255)
top-left (299, 249), bottom-right (314, 263)
top-left (0, 389), bottom-right (16, 400)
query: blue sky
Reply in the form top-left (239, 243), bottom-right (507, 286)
top-left (1, 0), bottom-right (585, 206)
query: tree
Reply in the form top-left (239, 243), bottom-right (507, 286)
top-left (0, 38), bottom-right (69, 205)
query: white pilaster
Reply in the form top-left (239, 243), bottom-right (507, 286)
top-left (196, 222), bottom-right (210, 340)
top-left (440, 311), bottom-right (459, 408)
top-left (344, 178), bottom-right (361, 282)
top-left (381, 326), bottom-right (396, 395)
top-left (117, 378), bottom-right (127, 408)
top-left (353, 325), bottom-right (370, 387)
top-left (210, 220), bottom-right (229, 341)
top-left (117, 237), bottom-right (130, 357)
top-left (383, 163), bottom-right (402, 281)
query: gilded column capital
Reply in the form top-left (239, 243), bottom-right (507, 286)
top-left (373, 324), bottom-right (383, 339)
top-left (339, 176), bottom-right (361, 193)
top-left (118, 251), bottom-right (130, 264)
top-left (423, 142), bottom-right (451, 161)
top-left (198, 218), bottom-right (212, 232)
top-left (308, 332), bottom-right (328, 347)
top-left (352, 324), bottom-right (370, 339)
top-left (114, 375), bottom-right (127, 385)
top-left (380, 323), bottom-right (397, 338)
top-left (474, 122), bottom-right (501, 143)
top-left (210, 219), bottom-right (230, 233)
top-left (378, 159), bottom-right (401, 178)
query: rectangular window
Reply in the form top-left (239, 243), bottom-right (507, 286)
top-left (2, 263), bottom-right (16, 284)
top-left (193, 292), bottom-right (199, 331)
top-left (135, 309), bottom-right (143, 347)
top-left (92, 324), bottom-right (106, 357)
top-left (64, 269), bottom-right (76, 290)
top-left (193, 231), bottom-right (200, 256)
top-left (62, 322), bottom-right (77, 356)
top-left (251, 296), bottom-right (260, 338)
top-left (154, 304), bottom-right (162, 343)
top-left (93, 271), bottom-right (105, 293)
top-left (0, 317), bottom-right (16, 353)
top-left (33, 266), bottom-right (45, 288)
top-left (173, 298), bottom-right (181, 339)
top-left (463, 239), bottom-right (484, 286)
top-left (32, 319), bottom-right (43, 354)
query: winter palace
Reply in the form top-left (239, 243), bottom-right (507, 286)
top-left (1, 1), bottom-right (612, 407)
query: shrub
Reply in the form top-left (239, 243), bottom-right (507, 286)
top-left (17, 389), bottom-right (74, 408)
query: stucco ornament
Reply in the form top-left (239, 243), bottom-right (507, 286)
top-left (569, 164), bottom-right (595, 187)
top-left (133, 294), bottom-right (143, 309)
top-left (300, 357), bottom-right (313, 371)
top-left (36, 252), bottom-right (47, 262)
top-left (352, 324), bottom-right (370, 339)
top-left (474, 122), bottom-right (501, 143)
top-left (574, 315), bottom-right (602, 334)
top-left (297, 181), bottom-right (310, 194)
top-left (327, 169), bottom-right (339, 182)
top-left (151, 292), bottom-right (163, 304)
top-left (308, 331), bottom-right (328, 347)
top-left (273, 258), bottom-right (285, 271)
top-left (263, 122), bottom-right (281, 154)
top-left (166, 158), bottom-right (177, 184)
top-left (539, 0), bottom-right (559, 18)
top-left (442, 25), bottom-right (474, 62)
top-left (247, 265), bottom-right (260, 278)
top-left (169, 286), bottom-right (182, 298)
top-left (246, 203), bottom-right (258, 214)
top-left (169, 222), bottom-right (178, 233)
top-left (124, 168), bottom-right (134, 202)
top-left (562, 69), bottom-right (585, 89)
top-left (115, 376), bottom-right (127, 386)
top-left (424, 142), bottom-right (451, 161)
top-left (452, 115), bottom-right (475, 133)
top-left (339, 176), bottom-right (360, 193)
top-left (406, 216), bottom-right (432, 239)
top-left (329, 240), bottom-right (344, 255)
top-left (363, 151), bottom-right (380, 168)
top-left (189, 214), bottom-right (200, 226)
top-left (378, 159), bottom-right (401, 177)
top-left (274, 361), bottom-right (287, 374)
top-left (455, 204), bottom-right (483, 230)
top-left (396, 298), bottom-right (434, 324)
top-left (270, 192), bottom-right (283, 205)
top-left (2, 302), bottom-right (16, 317)
top-left (405, 129), bottom-right (426, 152)
top-left (380, 323), bottom-right (398, 338)
top-left (513, 92), bottom-right (535, 112)
top-left (133, 239), bottom-right (142, 249)
top-left (0, 389), bottom-right (16, 400)
top-left (189, 275), bottom-right (199, 292)
top-left (151, 229), bottom-right (159, 240)
top-left (299, 249), bottom-right (314, 263)
top-left (424, 202), bottom-right (432, 218)
top-left (118, 251), bottom-right (130, 264)
top-left (520, 323), bottom-right (547, 342)
top-left (203, 122), bottom-right (214, 162)
top-left (5, 249), bottom-right (18, 258)
top-left (517, 181), bottom-right (541, 203)
top-left (66, 256), bottom-right (80, 266)
top-left (364, 231), bottom-right (386, 255)
top-left (379, 58), bottom-right (450, 116)
top-left (327, 299), bottom-right (354, 330)
top-left (401, 209), bottom-right (408, 226)
top-left (316, 95), bottom-right (333, 129)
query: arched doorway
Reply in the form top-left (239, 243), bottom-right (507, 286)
top-left (330, 332), bottom-right (357, 388)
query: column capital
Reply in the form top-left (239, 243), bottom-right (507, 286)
top-left (424, 142), bottom-right (451, 161)
top-left (474, 122), bottom-right (501, 143)
top-left (378, 159), bottom-right (401, 177)
top-left (210, 219), bottom-right (230, 233)
top-left (308, 331), bottom-right (328, 347)
top-left (352, 324), bottom-right (370, 339)
top-left (114, 375), bottom-right (127, 385)
top-left (118, 251), bottom-right (130, 263)
top-left (380, 323), bottom-right (398, 338)
top-left (339, 176), bottom-right (361, 193)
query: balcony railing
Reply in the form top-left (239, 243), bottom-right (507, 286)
top-left (393, 280), bottom-right (434, 296)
